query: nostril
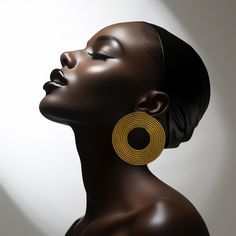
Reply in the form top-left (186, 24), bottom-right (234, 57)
top-left (61, 57), bottom-right (68, 67)
top-left (60, 51), bottom-right (76, 68)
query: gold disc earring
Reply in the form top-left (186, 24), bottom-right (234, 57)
top-left (112, 111), bottom-right (166, 165)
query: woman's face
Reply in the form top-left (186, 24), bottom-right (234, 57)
top-left (39, 22), bottom-right (161, 126)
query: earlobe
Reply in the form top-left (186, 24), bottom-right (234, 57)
top-left (135, 90), bottom-right (169, 116)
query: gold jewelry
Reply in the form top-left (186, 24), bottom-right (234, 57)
top-left (112, 111), bottom-right (165, 165)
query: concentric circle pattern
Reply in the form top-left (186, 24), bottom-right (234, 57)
top-left (112, 111), bottom-right (165, 165)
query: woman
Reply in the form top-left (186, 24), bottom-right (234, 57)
top-left (39, 21), bottom-right (210, 236)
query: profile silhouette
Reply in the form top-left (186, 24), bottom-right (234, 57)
top-left (39, 21), bottom-right (210, 236)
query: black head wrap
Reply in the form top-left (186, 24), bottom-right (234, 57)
top-left (144, 22), bottom-right (210, 148)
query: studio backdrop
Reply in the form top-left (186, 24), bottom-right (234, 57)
top-left (0, 0), bottom-right (235, 236)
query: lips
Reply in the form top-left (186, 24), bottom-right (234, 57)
top-left (50, 69), bottom-right (68, 86)
top-left (43, 69), bottom-right (68, 95)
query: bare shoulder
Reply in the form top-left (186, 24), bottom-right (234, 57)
top-left (130, 196), bottom-right (209, 236)
top-left (65, 217), bottom-right (82, 236)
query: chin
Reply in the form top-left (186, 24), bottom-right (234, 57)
top-left (39, 96), bottom-right (70, 126)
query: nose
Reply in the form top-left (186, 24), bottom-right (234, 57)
top-left (60, 51), bottom-right (77, 68)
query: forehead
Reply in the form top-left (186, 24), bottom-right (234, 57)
top-left (88, 22), bottom-right (157, 54)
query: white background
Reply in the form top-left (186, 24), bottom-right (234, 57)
top-left (0, 0), bottom-right (235, 235)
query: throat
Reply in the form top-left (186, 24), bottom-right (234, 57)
top-left (70, 123), bottom-right (158, 218)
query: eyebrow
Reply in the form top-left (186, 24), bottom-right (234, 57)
top-left (95, 35), bottom-right (125, 53)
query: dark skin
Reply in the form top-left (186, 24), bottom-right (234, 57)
top-left (39, 22), bottom-right (209, 236)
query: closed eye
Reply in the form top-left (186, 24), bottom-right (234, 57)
top-left (88, 52), bottom-right (113, 61)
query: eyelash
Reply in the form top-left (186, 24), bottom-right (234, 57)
top-left (88, 52), bottom-right (112, 61)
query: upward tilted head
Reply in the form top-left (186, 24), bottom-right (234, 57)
top-left (39, 21), bottom-right (210, 148)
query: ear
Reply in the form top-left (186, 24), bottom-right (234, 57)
top-left (134, 90), bottom-right (169, 116)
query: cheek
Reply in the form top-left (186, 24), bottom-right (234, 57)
top-left (68, 61), bottom-right (139, 110)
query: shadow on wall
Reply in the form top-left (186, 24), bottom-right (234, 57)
top-left (1, 186), bottom-right (46, 236)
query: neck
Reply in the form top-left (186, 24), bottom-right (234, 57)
top-left (70, 122), bottom-right (158, 219)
